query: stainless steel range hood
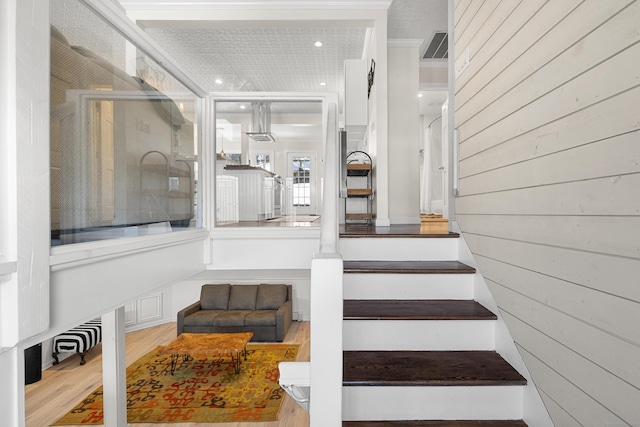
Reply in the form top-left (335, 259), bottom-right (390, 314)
top-left (246, 101), bottom-right (276, 142)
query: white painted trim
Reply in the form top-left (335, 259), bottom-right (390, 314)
top-left (343, 385), bottom-right (524, 420)
top-left (388, 38), bottom-right (424, 47)
top-left (420, 58), bottom-right (449, 68)
top-left (120, 0), bottom-right (393, 11)
top-left (420, 82), bottom-right (448, 90)
top-left (310, 254), bottom-right (343, 426)
top-left (0, 258), bottom-right (17, 277)
top-left (375, 218), bottom-right (391, 227)
top-left (361, 27), bottom-right (373, 60)
top-left (50, 229), bottom-right (210, 271)
top-left (453, 221), bottom-right (554, 427)
top-left (389, 216), bottom-right (422, 224)
top-left (101, 308), bottom-right (128, 427)
top-left (80, 0), bottom-right (206, 97)
top-left (210, 227), bottom-right (320, 240)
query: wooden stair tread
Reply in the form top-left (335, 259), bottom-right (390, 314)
top-left (343, 260), bottom-right (476, 274)
top-left (343, 351), bottom-right (527, 387)
top-left (345, 213), bottom-right (372, 220)
top-left (340, 224), bottom-right (460, 238)
top-left (347, 188), bottom-right (373, 196)
top-left (343, 300), bottom-right (497, 320)
top-left (343, 421), bottom-right (528, 426)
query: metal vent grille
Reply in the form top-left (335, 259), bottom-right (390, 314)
top-left (423, 32), bottom-right (448, 59)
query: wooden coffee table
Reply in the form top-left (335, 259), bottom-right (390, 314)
top-left (159, 332), bottom-right (253, 375)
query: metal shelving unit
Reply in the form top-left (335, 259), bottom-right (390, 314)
top-left (345, 151), bottom-right (373, 224)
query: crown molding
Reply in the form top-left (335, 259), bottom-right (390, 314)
top-left (119, 0), bottom-right (393, 11)
top-left (387, 38), bottom-right (423, 48)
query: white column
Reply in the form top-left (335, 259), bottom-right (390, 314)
top-left (0, 348), bottom-right (22, 427)
top-left (309, 254), bottom-right (343, 426)
top-left (372, 11), bottom-right (390, 227)
top-left (102, 308), bottom-right (128, 427)
top-left (1, 0), bottom-right (49, 424)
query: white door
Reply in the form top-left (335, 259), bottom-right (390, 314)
top-left (286, 152), bottom-right (317, 215)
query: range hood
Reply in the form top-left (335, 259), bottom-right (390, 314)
top-left (246, 101), bottom-right (276, 142)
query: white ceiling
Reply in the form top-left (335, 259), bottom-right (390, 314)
top-left (126, 0), bottom-right (448, 95)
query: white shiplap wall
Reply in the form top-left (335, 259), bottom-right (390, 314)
top-left (454, 0), bottom-right (640, 425)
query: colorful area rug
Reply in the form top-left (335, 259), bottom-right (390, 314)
top-left (53, 343), bottom-right (299, 425)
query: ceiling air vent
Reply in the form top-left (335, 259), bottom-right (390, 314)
top-left (423, 32), bottom-right (448, 59)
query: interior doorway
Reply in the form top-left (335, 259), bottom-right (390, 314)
top-left (286, 152), bottom-right (317, 216)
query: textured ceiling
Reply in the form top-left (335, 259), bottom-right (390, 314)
top-left (143, 26), bottom-right (367, 93)
top-left (55, 0), bottom-right (448, 142)
top-left (388, 0), bottom-right (448, 52)
top-left (132, 0), bottom-right (448, 94)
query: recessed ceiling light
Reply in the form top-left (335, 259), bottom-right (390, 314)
top-left (418, 93), bottom-right (423, 98)
top-left (314, 41), bottom-right (323, 47)
top-left (240, 105), bottom-right (246, 109)
top-left (215, 78), bottom-right (223, 84)
top-left (320, 82), bottom-right (327, 86)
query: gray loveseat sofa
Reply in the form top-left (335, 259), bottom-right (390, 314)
top-left (177, 284), bottom-right (293, 341)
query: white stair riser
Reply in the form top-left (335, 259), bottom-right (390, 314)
top-left (343, 273), bottom-right (474, 300)
top-left (340, 238), bottom-right (458, 261)
top-left (342, 386), bottom-right (524, 420)
top-left (343, 320), bottom-right (496, 351)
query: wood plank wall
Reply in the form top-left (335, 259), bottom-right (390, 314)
top-left (453, 0), bottom-right (640, 424)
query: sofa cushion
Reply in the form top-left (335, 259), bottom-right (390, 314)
top-left (213, 310), bottom-right (252, 327)
top-left (200, 284), bottom-right (231, 310)
top-left (256, 284), bottom-right (288, 310)
top-left (183, 310), bottom-right (226, 326)
top-left (228, 285), bottom-right (258, 310)
top-left (245, 310), bottom-right (277, 326)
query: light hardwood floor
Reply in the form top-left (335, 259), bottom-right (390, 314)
top-left (25, 321), bottom-right (310, 427)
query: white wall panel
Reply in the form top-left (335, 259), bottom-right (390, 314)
top-left (209, 231), bottom-right (319, 270)
top-left (459, 84), bottom-right (640, 178)
top-left (457, 0), bottom-right (636, 127)
top-left (504, 310), bottom-right (640, 423)
top-left (456, 174), bottom-right (640, 216)
top-left (454, 0), bottom-right (500, 58)
top-left (477, 255), bottom-right (640, 347)
top-left (463, 233), bottom-right (640, 303)
top-left (456, 0), bottom-right (570, 106)
top-left (460, 41), bottom-right (640, 159)
top-left (455, 1), bottom-right (640, 423)
top-left (388, 44), bottom-right (420, 223)
top-left (460, 131), bottom-right (640, 195)
top-left (518, 347), bottom-right (627, 426)
top-left (458, 214), bottom-right (640, 259)
top-left (538, 391), bottom-right (582, 427)
top-left (44, 234), bottom-right (206, 341)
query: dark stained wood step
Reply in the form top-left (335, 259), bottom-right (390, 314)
top-left (343, 421), bottom-right (528, 426)
top-left (343, 260), bottom-right (476, 274)
top-left (343, 351), bottom-right (527, 387)
top-left (340, 224), bottom-right (460, 238)
top-left (343, 300), bottom-right (497, 321)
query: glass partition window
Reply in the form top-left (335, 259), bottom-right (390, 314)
top-left (215, 100), bottom-right (323, 226)
top-left (50, 0), bottom-right (200, 245)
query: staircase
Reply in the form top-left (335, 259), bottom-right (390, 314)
top-left (339, 227), bottom-right (528, 425)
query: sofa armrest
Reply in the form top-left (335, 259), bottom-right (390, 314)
top-left (275, 300), bottom-right (293, 342)
top-left (177, 301), bottom-right (201, 336)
